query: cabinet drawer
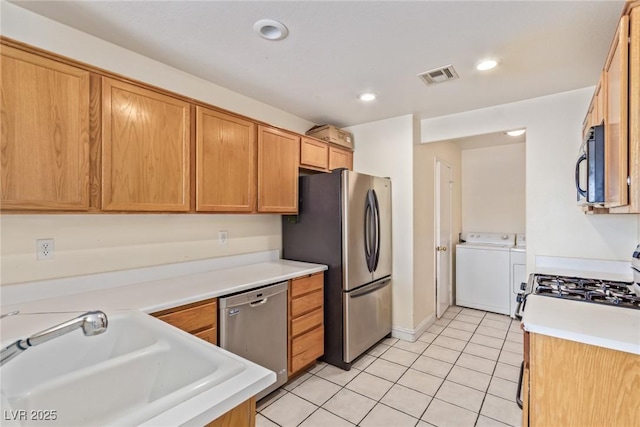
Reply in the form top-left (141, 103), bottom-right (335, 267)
top-left (155, 299), bottom-right (217, 334)
top-left (290, 273), bottom-right (323, 298)
top-left (291, 307), bottom-right (323, 337)
top-left (291, 325), bottom-right (324, 357)
top-left (291, 326), bottom-right (324, 373)
top-left (195, 327), bottom-right (217, 345)
top-left (291, 290), bottom-right (323, 318)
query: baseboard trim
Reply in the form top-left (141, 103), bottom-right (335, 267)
top-left (391, 312), bottom-right (436, 342)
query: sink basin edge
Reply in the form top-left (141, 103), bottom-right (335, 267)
top-left (137, 357), bottom-right (276, 427)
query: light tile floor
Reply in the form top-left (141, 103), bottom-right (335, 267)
top-left (256, 306), bottom-right (523, 427)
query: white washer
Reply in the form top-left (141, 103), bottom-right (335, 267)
top-left (509, 234), bottom-right (527, 318)
top-left (456, 232), bottom-right (515, 315)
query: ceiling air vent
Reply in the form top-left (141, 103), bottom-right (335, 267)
top-left (418, 65), bottom-right (459, 86)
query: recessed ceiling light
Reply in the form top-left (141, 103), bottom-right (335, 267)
top-left (253, 19), bottom-right (289, 41)
top-left (507, 129), bottom-right (526, 136)
top-left (358, 92), bottom-right (377, 102)
top-left (476, 59), bottom-right (498, 71)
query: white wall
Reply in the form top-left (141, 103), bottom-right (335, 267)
top-left (461, 143), bottom-right (526, 233)
top-left (346, 115), bottom-right (415, 331)
top-left (422, 88), bottom-right (639, 271)
top-left (0, 3), bottom-right (313, 285)
top-left (1, 215), bottom-right (281, 284)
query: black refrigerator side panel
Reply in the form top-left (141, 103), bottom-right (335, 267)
top-left (282, 171), bottom-right (348, 369)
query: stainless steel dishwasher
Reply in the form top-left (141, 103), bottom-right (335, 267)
top-left (218, 281), bottom-right (288, 400)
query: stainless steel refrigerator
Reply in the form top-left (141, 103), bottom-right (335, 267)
top-left (282, 169), bottom-right (392, 370)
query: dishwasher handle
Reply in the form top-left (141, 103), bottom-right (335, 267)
top-left (250, 298), bottom-right (269, 307)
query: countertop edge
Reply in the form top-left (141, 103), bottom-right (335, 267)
top-left (521, 295), bottom-right (640, 356)
top-left (140, 264), bottom-right (327, 313)
top-left (522, 323), bottom-right (639, 355)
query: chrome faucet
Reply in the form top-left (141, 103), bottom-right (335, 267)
top-left (0, 311), bottom-right (108, 366)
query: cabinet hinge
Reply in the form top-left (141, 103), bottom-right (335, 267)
top-left (628, 176), bottom-right (632, 186)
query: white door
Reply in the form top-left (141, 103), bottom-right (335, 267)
top-left (435, 161), bottom-right (452, 318)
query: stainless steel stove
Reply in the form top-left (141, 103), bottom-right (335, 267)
top-left (515, 243), bottom-right (640, 318)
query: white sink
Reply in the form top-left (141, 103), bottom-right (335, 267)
top-left (0, 311), bottom-right (248, 426)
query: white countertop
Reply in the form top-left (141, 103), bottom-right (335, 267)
top-left (1, 259), bottom-right (326, 343)
top-left (0, 255), bottom-right (327, 426)
top-left (521, 294), bottom-right (640, 355)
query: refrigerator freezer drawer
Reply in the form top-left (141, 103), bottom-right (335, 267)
top-left (344, 277), bottom-right (392, 363)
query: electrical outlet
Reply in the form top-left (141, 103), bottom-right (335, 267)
top-left (36, 238), bottom-right (55, 260)
top-left (218, 230), bottom-right (228, 246)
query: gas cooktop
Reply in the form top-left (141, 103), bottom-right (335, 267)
top-left (532, 274), bottom-right (640, 310)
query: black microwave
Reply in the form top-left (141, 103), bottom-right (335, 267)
top-left (575, 124), bottom-right (605, 205)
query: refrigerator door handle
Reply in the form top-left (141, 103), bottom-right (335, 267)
top-left (372, 189), bottom-right (381, 271)
top-left (365, 190), bottom-right (377, 273)
top-left (364, 195), bottom-right (372, 271)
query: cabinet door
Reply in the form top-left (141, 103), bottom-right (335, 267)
top-left (529, 334), bottom-right (640, 427)
top-left (1, 46), bottom-right (90, 210)
top-left (328, 146), bottom-right (353, 171)
top-left (196, 107), bottom-right (256, 212)
top-left (257, 125), bottom-right (299, 213)
top-left (594, 72), bottom-right (605, 126)
top-left (604, 15), bottom-right (629, 208)
top-left (300, 137), bottom-right (329, 171)
top-left (628, 7), bottom-right (640, 212)
top-left (102, 77), bottom-right (190, 211)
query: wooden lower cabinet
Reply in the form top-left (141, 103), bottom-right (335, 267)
top-left (206, 398), bottom-right (256, 427)
top-left (526, 333), bottom-right (640, 426)
top-left (151, 298), bottom-right (217, 345)
top-left (288, 272), bottom-right (324, 376)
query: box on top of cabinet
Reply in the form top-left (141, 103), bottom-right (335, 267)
top-left (306, 125), bottom-right (354, 150)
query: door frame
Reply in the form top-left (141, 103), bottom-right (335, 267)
top-left (435, 159), bottom-right (453, 318)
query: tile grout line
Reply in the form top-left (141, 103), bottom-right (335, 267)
top-left (413, 307), bottom-right (485, 422)
top-left (259, 306), bottom-right (521, 427)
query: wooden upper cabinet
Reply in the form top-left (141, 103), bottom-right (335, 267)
top-left (329, 146), bottom-right (353, 171)
top-left (101, 77), bottom-right (190, 211)
top-left (257, 125), bottom-right (300, 213)
top-left (627, 6), bottom-right (640, 213)
top-left (300, 137), bottom-right (329, 171)
top-left (604, 14), bottom-right (629, 208)
top-left (0, 46), bottom-right (90, 210)
top-left (196, 107), bottom-right (256, 212)
top-left (595, 73), bottom-right (605, 126)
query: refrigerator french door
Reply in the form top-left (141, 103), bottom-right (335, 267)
top-left (283, 169), bottom-right (392, 370)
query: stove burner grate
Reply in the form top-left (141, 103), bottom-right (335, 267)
top-left (533, 274), bottom-right (639, 309)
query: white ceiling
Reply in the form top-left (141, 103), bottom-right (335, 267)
top-left (10, 0), bottom-right (625, 128)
